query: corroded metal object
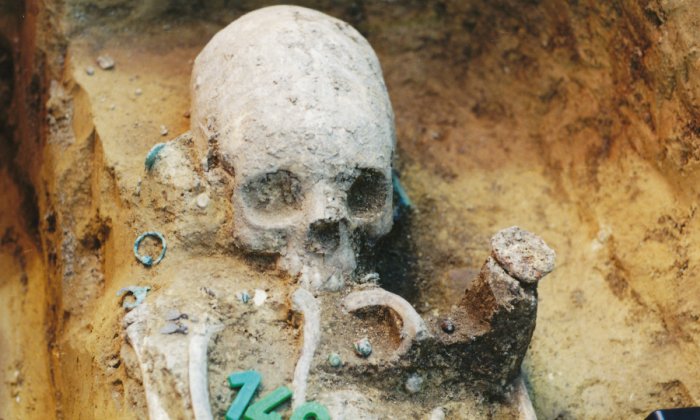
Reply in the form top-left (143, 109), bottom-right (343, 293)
top-left (320, 226), bottom-right (555, 399)
top-left (117, 285), bottom-right (151, 310)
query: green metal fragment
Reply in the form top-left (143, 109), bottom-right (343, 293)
top-left (116, 285), bottom-right (151, 310)
top-left (144, 142), bottom-right (166, 171)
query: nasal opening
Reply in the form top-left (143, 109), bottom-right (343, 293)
top-left (305, 219), bottom-right (341, 254)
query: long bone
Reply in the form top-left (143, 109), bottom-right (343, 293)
top-left (291, 288), bottom-right (322, 410)
top-left (124, 306), bottom-right (170, 420)
top-left (342, 288), bottom-right (430, 358)
top-left (189, 319), bottom-right (224, 420)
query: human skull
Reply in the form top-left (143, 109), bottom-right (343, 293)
top-left (191, 6), bottom-right (396, 290)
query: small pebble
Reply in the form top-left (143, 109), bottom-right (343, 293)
top-left (85, 66), bottom-right (95, 76)
top-left (429, 407), bottom-right (446, 420)
top-left (135, 88), bottom-right (142, 96)
top-left (440, 318), bottom-right (455, 334)
top-left (164, 308), bottom-right (182, 321)
top-left (328, 353), bottom-right (342, 368)
top-left (196, 193), bottom-right (210, 209)
top-left (253, 289), bottom-right (267, 306)
top-left (160, 125), bottom-right (168, 136)
top-left (96, 55), bottom-right (115, 70)
top-left (405, 373), bottom-right (423, 394)
top-left (353, 337), bottom-right (372, 358)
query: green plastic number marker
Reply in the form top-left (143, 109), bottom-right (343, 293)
top-left (290, 402), bottom-right (332, 420)
top-left (244, 386), bottom-right (293, 420)
top-left (226, 370), bottom-right (262, 420)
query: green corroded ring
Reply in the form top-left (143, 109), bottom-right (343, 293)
top-left (133, 231), bottom-right (167, 267)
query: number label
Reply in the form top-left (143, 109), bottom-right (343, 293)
top-left (226, 370), bottom-right (331, 420)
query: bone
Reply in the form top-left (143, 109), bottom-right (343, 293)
top-left (125, 302), bottom-right (222, 420)
top-left (291, 288), bottom-right (322, 410)
top-left (124, 307), bottom-right (170, 420)
top-left (191, 6), bottom-right (396, 288)
top-left (513, 376), bottom-right (537, 420)
top-left (189, 320), bottom-right (224, 420)
top-left (342, 288), bottom-right (430, 357)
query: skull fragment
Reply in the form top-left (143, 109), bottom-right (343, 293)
top-left (191, 6), bottom-right (396, 290)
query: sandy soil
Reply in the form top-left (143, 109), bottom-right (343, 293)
top-left (2, 0), bottom-right (700, 419)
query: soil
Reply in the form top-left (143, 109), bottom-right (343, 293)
top-left (2, 0), bottom-right (700, 419)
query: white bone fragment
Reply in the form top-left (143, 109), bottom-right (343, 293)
top-left (291, 288), bottom-right (321, 410)
top-left (189, 320), bottom-right (224, 420)
top-left (253, 289), bottom-right (267, 306)
top-left (124, 307), bottom-right (170, 420)
top-left (342, 288), bottom-right (431, 357)
top-left (513, 376), bottom-right (537, 420)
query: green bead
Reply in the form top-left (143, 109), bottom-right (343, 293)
top-left (291, 402), bottom-right (331, 420)
top-left (327, 353), bottom-right (342, 368)
top-left (353, 337), bottom-right (372, 358)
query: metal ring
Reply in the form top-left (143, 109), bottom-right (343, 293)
top-left (134, 231), bottom-right (167, 267)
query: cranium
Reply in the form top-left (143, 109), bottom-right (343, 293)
top-left (191, 5), bottom-right (396, 290)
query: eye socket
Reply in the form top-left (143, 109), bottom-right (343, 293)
top-left (241, 170), bottom-right (304, 213)
top-left (347, 168), bottom-right (389, 216)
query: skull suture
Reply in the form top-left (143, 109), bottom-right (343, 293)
top-left (191, 6), bottom-right (396, 290)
